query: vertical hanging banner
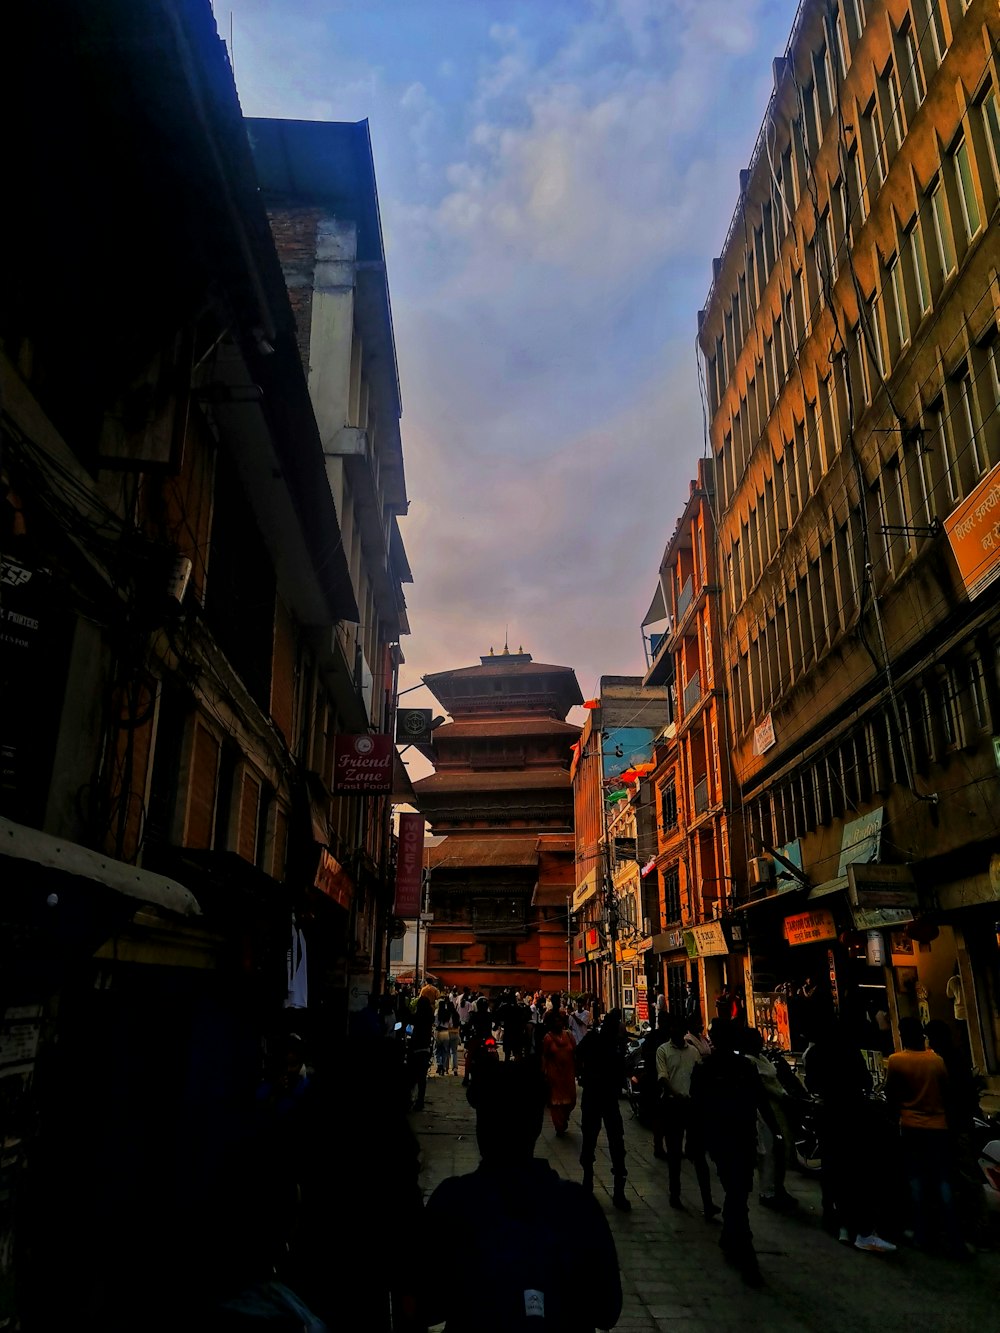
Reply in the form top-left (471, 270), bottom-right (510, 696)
top-left (394, 812), bottom-right (425, 917)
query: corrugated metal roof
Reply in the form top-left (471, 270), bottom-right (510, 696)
top-left (427, 836), bottom-right (539, 869)
top-left (414, 768), bottom-right (571, 792)
top-left (434, 718), bottom-right (581, 738)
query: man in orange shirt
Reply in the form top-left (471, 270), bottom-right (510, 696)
top-left (886, 1017), bottom-right (965, 1259)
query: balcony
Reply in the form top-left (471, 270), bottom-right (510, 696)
top-left (693, 776), bottom-right (710, 815)
top-left (676, 575), bottom-right (693, 621)
top-left (683, 670), bottom-right (702, 715)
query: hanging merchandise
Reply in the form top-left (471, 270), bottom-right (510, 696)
top-left (285, 914), bottom-right (308, 1009)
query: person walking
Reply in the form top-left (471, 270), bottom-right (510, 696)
top-left (925, 1019), bottom-right (989, 1246)
top-left (568, 997), bottom-right (591, 1047)
top-left (741, 1027), bottom-right (798, 1212)
top-left (655, 1015), bottom-right (719, 1220)
top-left (434, 994), bottom-right (459, 1077)
top-left (640, 1010), bottom-right (671, 1155)
top-left (691, 1019), bottom-right (780, 1286)
top-left (419, 1061), bottom-right (622, 1331)
top-left (576, 1008), bottom-right (631, 1211)
top-left (541, 1009), bottom-right (578, 1137)
top-left (886, 1016), bottom-right (966, 1258)
top-left (409, 990), bottom-right (435, 1111)
top-left (804, 1009), bottom-right (896, 1253)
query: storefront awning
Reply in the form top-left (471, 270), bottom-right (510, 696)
top-left (1, 816), bottom-right (200, 916)
top-left (807, 875), bottom-right (848, 901)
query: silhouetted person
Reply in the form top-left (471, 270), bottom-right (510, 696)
top-left (576, 1008), bottom-right (631, 1210)
top-left (420, 1061), bottom-right (623, 1331)
top-left (691, 1019), bottom-right (779, 1286)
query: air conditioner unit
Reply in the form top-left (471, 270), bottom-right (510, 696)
top-left (748, 856), bottom-right (775, 888)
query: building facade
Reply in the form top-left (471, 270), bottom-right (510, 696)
top-left (698, 0), bottom-right (1000, 1067)
top-left (571, 678), bottom-right (671, 1017)
top-left (414, 650), bottom-right (582, 995)
top-left (0, 3), bottom-right (413, 1322)
top-left (643, 461), bottom-right (747, 1028)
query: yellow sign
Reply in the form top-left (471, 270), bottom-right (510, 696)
top-left (784, 908), bottom-right (837, 947)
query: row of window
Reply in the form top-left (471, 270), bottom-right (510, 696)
top-left (714, 88), bottom-right (998, 531)
top-left (723, 323), bottom-right (999, 725)
top-left (743, 632), bottom-right (999, 858)
top-left (433, 942), bottom-right (519, 966)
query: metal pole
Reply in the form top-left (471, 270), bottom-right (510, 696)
top-left (566, 895), bottom-right (572, 995)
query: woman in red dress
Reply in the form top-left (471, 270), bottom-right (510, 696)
top-left (541, 1010), bottom-right (578, 1136)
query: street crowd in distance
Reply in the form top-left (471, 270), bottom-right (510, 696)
top-left (213, 982), bottom-right (995, 1330)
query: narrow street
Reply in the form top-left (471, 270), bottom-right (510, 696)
top-left (411, 1073), bottom-right (1000, 1333)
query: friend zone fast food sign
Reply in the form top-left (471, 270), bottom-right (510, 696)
top-left (333, 734), bottom-right (394, 792)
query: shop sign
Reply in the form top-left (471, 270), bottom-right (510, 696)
top-left (395, 708), bottom-right (433, 745)
top-left (753, 713), bottom-right (776, 756)
top-left (838, 808), bottom-right (883, 876)
top-left (943, 459), bottom-right (1000, 600)
top-left (572, 932), bottom-right (587, 965)
top-left (850, 904), bottom-right (914, 931)
top-left (393, 812), bottom-right (424, 917)
top-left (314, 848), bottom-right (355, 910)
top-left (774, 838), bottom-right (804, 893)
top-left (653, 928), bottom-right (685, 954)
top-left (752, 992), bottom-right (791, 1050)
top-left (574, 869), bottom-right (598, 911)
top-left (847, 863), bottom-right (918, 910)
top-left (784, 908), bottom-right (837, 946)
top-left (332, 733), bottom-right (394, 792)
top-left (725, 918), bottom-right (748, 951)
top-left (685, 920), bottom-right (728, 957)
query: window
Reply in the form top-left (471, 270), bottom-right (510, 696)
top-left (982, 91), bottom-right (1000, 193)
top-left (895, 18), bottom-right (925, 120)
top-left (888, 253), bottom-right (910, 351)
top-left (953, 138), bottom-right (982, 241)
top-left (660, 777), bottom-right (679, 833)
top-left (848, 143), bottom-right (866, 227)
top-left (814, 43), bottom-right (834, 127)
top-left (436, 944), bottom-right (465, 965)
top-left (940, 669), bottom-right (962, 749)
top-left (879, 59), bottom-right (903, 160)
top-left (833, 5), bottom-right (850, 79)
top-left (967, 654), bottom-right (990, 732)
top-left (862, 96), bottom-right (886, 191)
top-left (908, 220), bottom-right (931, 316)
top-left (663, 863), bottom-right (682, 922)
top-left (802, 79), bottom-right (821, 158)
top-left (955, 366), bottom-right (987, 479)
top-left (927, 398), bottom-right (959, 506)
top-left (929, 177), bottom-right (957, 280)
top-left (485, 942), bottom-right (517, 966)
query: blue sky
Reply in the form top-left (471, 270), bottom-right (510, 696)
top-left (224, 0), bottom-right (796, 720)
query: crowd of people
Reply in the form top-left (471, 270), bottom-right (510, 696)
top-left (392, 980), bottom-right (990, 1291)
top-left (231, 981), bottom-right (991, 1328)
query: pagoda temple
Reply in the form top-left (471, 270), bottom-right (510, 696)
top-left (413, 647), bottom-right (583, 996)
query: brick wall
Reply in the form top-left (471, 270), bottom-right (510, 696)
top-left (266, 205), bottom-right (322, 373)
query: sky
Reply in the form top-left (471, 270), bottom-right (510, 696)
top-left (223, 0), bottom-right (797, 744)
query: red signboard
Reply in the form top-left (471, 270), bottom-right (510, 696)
top-left (333, 733), bottom-right (394, 792)
top-left (314, 848), bottom-right (354, 910)
top-left (394, 812), bottom-right (424, 917)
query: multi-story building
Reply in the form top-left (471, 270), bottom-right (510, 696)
top-left (571, 678), bottom-right (671, 1015)
top-left (415, 649), bottom-right (582, 995)
top-left (249, 116), bottom-right (413, 1000)
top-left (643, 461), bottom-right (746, 1027)
top-left (698, 0), bottom-right (1000, 1065)
top-left (0, 2), bottom-right (412, 1320)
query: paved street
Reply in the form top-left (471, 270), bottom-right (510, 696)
top-left (411, 1072), bottom-right (1000, 1332)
